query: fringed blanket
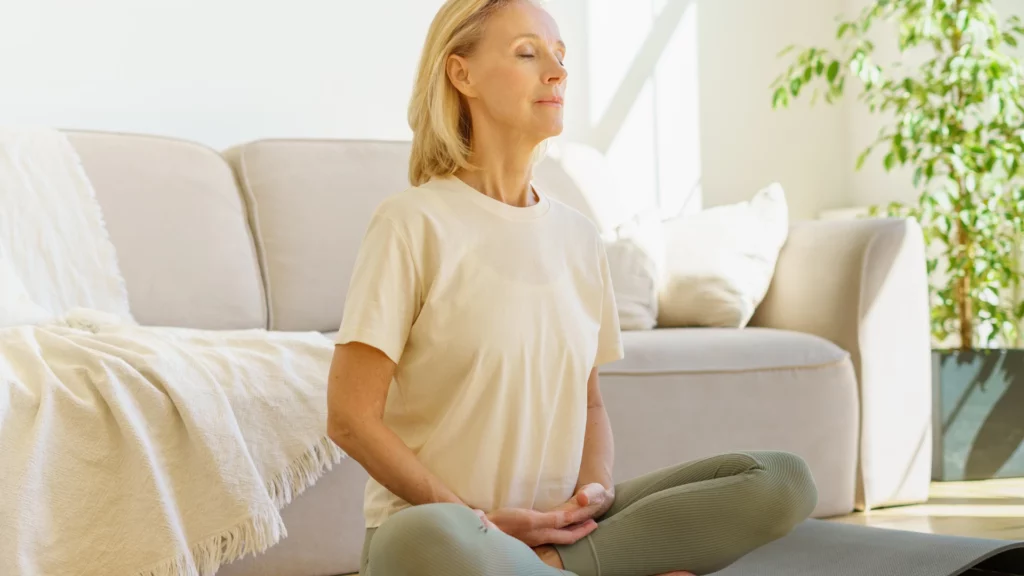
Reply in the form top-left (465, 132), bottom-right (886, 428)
top-left (0, 127), bottom-right (344, 575)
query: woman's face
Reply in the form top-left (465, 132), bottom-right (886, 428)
top-left (449, 1), bottom-right (568, 142)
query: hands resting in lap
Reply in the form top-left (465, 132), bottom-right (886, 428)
top-left (472, 484), bottom-right (695, 576)
top-left (474, 483), bottom-right (614, 547)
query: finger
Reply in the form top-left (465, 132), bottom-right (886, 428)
top-left (549, 499), bottom-right (579, 514)
top-left (529, 509), bottom-right (572, 531)
top-left (575, 519), bottom-right (599, 537)
top-left (573, 484), bottom-right (591, 507)
top-left (561, 519), bottom-right (598, 540)
top-left (534, 520), bottom-right (599, 545)
top-left (560, 505), bottom-right (599, 526)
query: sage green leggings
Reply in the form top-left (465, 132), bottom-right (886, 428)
top-left (359, 451), bottom-right (817, 576)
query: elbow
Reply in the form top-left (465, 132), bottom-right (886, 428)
top-left (327, 409), bottom-right (359, 452)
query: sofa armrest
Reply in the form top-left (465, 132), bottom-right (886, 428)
top-left (749, 217), bottom-right (933, 511)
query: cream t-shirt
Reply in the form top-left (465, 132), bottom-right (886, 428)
top-left (335, 175), bottom-right (624, 528)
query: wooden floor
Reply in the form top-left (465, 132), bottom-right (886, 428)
top-left (828, 478), bottom-right (1024, 541)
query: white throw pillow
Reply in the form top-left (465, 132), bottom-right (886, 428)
top-left (0, 251), bottom-right (54, 327)
top-left (657, 183), bottom-right (789, 328)
top-left (604, 211), bottom-right (666, 331)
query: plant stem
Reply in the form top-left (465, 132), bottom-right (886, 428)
top-left (951, 0), bottom-right (974, 351)
top-left (957, 192), bottom-right (974, 351)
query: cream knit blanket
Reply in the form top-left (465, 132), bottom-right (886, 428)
top-left (0, 128), bottom-right (344, 575)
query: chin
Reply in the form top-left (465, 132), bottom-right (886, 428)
top-left (534, 120), bottom-right (564, 140)
top-left (542, 126), bottom-right (563, 140)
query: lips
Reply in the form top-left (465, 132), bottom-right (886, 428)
top-left (537, 96), bottom-right (564, 105)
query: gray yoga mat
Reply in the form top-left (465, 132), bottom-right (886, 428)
top-left (715, 519), bottom-right (1024, 576)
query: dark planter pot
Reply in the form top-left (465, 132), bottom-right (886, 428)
top-left (933, 348), bottom-right (1024, 481)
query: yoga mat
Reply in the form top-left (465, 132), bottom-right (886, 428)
top-left (715, 519), bottom-right (1024, 576)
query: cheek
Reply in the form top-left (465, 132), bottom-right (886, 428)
top-left (480, 66), bottom-right (533, 116)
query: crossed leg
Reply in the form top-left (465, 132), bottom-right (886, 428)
top-left (361, 450), bottom-right (817, 576)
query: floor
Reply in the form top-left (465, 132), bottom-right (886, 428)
top-left (828, 478), bottom-right (1024, 541)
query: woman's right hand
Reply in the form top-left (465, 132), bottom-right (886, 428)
top-left (483, 507), bottom-right (598, 547)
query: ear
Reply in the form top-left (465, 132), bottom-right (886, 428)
top-left (446, 54), bottom-right (476, 98)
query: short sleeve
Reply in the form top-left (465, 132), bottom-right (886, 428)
top-left (594, 239), bottom-right (625, 367)
top-left (335, 211), bottom-right (421, 365)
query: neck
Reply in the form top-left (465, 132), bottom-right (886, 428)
top-left (455, 124), bottom-right (540, 208)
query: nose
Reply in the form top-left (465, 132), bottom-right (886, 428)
top-left (544, 54), bottom-right (567, 85)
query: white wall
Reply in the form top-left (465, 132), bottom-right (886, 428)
top-left (0, 0), bottom-right (599, 149)
top-left (561, 0), bottom-right (850, 221)
top-left (0, 0), bottom-right (450, 148)
top-left (0, 0), bottom-right (855, 221)
top-left (697, 0), bottom-right (848, 220)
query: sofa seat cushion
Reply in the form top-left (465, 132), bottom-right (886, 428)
top-left (599, 326), bottom-right (859, 518)
top-left (608, 326), bottom-right (849, 375)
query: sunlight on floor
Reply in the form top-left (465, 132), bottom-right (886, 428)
top-left (829, 478), bottom-right (1024, 541)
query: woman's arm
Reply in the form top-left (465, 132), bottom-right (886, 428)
top-left (327, 341), bottom-right (465, 507)
top-left (576, 366), bottom-right (616, 495)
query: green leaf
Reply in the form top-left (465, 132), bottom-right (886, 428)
top-left (772, 87), bottom-right (788, 109)
top-left (827, 61), bottom-right (840, 83)
top-left (856, 147), bottom-right (873, 171)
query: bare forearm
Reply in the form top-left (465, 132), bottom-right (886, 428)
top-left (330, 416), bottom-right (465, 508)
top-left (576, 402), bottom-right (615, 493)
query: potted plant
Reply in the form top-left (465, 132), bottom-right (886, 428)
top-left (770, 0), bottom-right (1024, 481)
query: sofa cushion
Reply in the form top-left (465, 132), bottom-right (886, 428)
top-left (224, 139), bottom-right (413, 332)
top-left (600, 327), bottom-right (858, 518)
top-left (607, 326), bottom-right (848, 374)
top-left (66, 131), bottom-right (266, 329)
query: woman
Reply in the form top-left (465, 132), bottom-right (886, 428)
top-left (326, 1), bottom-right (818, 574)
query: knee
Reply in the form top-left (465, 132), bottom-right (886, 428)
top-left (367, 504), bottom-right (484, 574)
top-left (749, 451), bottom-right (818, 537)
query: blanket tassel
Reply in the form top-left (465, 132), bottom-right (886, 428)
top-left (135, 436), bottom-right (347, 576)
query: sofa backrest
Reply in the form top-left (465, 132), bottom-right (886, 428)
top-left (67, 130), bottom-right (267, 330)
top-left (67, 131), bottom-right (601, 334)
top-left (224, 138), bottom-right (413, 333)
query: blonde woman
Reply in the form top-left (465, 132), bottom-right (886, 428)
top-left (327, 1), bottom-right (818, 574)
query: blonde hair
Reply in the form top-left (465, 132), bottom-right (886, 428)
top-left (407, 0), bottom-right (545, 186)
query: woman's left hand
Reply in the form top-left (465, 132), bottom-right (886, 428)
top-left (554, 483), bottom-right (615, 523)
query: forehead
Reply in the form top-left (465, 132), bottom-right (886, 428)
top-left (483, 1), bottom-right (562, 45)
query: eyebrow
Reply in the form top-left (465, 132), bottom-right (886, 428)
top-left (512, 33), bottom-right (566, 51)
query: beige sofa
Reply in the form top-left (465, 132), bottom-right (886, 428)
top-left (65, 129), bottom-right (933, 576)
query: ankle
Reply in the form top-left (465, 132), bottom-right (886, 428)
top-left (533, 545), bottom-right (564, 570)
